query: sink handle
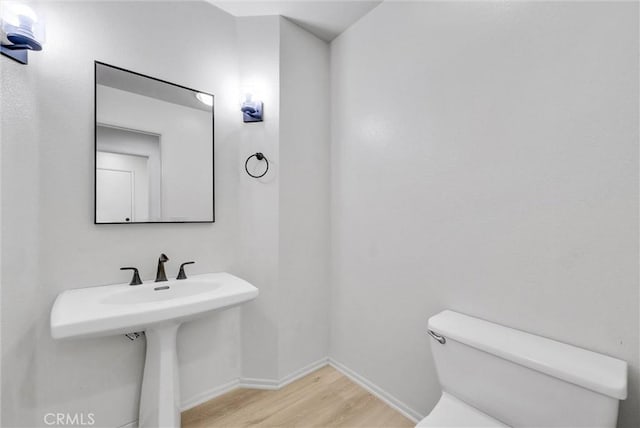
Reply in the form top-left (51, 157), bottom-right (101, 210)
top-left (176, 261), bottom-right (195, 280)
top-left (120, 267), bottom-right (143, 286)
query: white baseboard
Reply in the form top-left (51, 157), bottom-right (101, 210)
top-left (238, 376), bottom-right (280, 390)
top-left (278, 357), bottom-right (329, 388)
top-left (328, 358), bottom-right (423, 423)
top-left (180, 378), bottom-right (240, 411)
top-left (239, 357), bottom-right (329, 390)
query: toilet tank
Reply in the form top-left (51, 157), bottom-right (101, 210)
top-left (428, 311), bottom-right (627, 428)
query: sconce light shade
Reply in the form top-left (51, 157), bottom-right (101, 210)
top-left (1, 3), bottom-right (44, 64)
top-left (241, 93), bottom-right (263, 123)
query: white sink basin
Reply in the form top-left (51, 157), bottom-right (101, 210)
top-left (51, 272), bottom-right (256, 339)
top-left (101, 280), bottom-right (221, 305)
top-left (50, 272), bottom-right (258, 428)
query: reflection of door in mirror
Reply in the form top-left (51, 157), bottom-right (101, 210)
top-left (96, 151), bottom-right (150, 222)
top-left (96, 168), bottom-right (133, 223)
top-left (96, 125), bottom-right (161, 223)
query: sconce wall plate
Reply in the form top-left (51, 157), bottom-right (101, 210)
top-left (241, 100), bottom-right (263, 123)
top-left (1, 44), bottom-right (28, 64)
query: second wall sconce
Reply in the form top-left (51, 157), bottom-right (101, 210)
top-left (241, 93), bottom-right (263, 123)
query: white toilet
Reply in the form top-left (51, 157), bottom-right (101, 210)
top-left (418, 310), bottom-right (628, 427)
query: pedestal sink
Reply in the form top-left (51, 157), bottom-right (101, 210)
top-left (50, 272), bottom-right (258, 428)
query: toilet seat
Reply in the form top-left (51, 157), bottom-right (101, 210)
top-left (416, 392), bottom-right (510, 427)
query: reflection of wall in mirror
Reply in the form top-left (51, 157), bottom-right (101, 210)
top-left (96, 84), bottom-right (213, 222)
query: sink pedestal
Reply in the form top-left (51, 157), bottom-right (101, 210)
top-left (139, 323), bottom-right (180, 428)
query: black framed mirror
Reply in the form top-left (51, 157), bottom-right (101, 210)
top-left (94, 62), bottom-right (214, 224)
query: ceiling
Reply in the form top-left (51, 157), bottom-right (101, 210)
top-left (210, 1), bottom-right (382, 42)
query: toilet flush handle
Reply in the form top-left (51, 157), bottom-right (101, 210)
top-left (428, 329), bottom-right (446, 344)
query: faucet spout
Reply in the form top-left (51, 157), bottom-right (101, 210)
top-left (155, 253), bottom-right (169, 282)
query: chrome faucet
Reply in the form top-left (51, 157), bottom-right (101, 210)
top-left (155, 253), bottom-right (169, 282)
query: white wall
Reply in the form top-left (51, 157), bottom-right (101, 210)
top-left (330, 2), bottom-right (639, 427)
top-left (0, 26), bottom-right (38, 428)
top-left (236, 16), bottom-right (331, 382)
top-left (236, 15), bottom-right (283, 381)
top-left (1, 2), bottom-right (241, 427)
top-left (278, 17), bottom-right (330, 378)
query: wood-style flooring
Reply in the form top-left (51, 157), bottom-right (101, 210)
top-left (181, 365), bottom-right (415, 428)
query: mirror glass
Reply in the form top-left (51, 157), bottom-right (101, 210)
top-left (95, 62), bottom-right (214, 223)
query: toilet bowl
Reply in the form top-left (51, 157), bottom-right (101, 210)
top-left (418, 310), bottom-right (627, 428)
top-left (417, 392), bottom-right (508, 427)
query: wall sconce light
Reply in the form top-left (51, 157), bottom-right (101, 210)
top-left (241, 93), bottom-right (263, 123)
top-left (1, 3), bottom-right (45, 65)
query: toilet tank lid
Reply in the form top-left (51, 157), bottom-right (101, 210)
top-left (428, 310), bottom-right (627, 400)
